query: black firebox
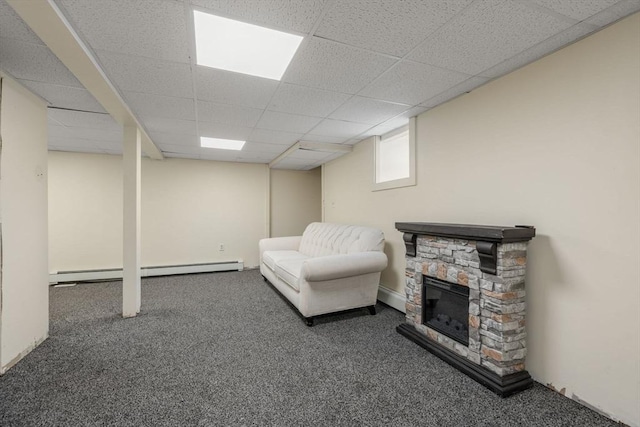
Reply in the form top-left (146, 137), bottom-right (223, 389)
top-left (422, 276), bottom-right (470, 346)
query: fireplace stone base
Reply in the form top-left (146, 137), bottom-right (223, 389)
top-left (397, 323), bottom-right (533, 397)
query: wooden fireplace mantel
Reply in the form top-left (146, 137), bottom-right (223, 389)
top-left (395, 222), bottom-right (536, 243)
top-left (395, 222), bottom-right (536, 274)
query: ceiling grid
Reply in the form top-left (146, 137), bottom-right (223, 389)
top-left (0, 0), bottom-right (638, 169)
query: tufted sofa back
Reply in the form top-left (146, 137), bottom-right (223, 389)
top-left (298, 222), bottom-right (385, 257)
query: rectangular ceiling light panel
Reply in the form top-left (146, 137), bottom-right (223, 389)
top-left (201, 137), bottom-right (246, 150)
top-left (194, 10), bottom-right (303, 81)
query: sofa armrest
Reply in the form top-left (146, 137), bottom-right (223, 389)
top-left (259, 236), bottom-right (302, 257)
top-left (301, 252), bottom-right (388, 282)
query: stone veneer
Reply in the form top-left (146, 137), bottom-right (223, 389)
top-left (404, 235), bottom-right (530, 377)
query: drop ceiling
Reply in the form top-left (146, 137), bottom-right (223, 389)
top-left (1, 0), bottom-right (638, 170)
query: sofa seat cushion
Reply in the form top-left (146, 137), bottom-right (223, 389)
top-left (263, 250), bottom-right (307, 271)
top-left (275, 258), bottom-right (306, 291)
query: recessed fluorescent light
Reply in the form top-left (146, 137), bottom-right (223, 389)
top-left (201, 137), bottom-right (246, 150)
top-left (193, 10), bottom-right (303, 80)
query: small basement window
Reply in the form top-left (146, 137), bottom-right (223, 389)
top-left (373, 117), bottom-right (416, 191)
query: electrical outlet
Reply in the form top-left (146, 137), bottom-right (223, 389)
top-left (219, 243), bottom-right (224, 251)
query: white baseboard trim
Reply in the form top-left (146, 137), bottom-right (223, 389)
top-left (377, 285), bottom-right (406, 313)
top-left (49, 260), bottom-right (244, 284)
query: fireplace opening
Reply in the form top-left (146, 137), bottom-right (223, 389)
top-left (423, 276), bottom-right (470, 346)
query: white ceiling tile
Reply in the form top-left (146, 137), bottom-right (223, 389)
top-left (49, 123), bottom-right (122, 142)
top-left (196, 66), bottom-right (279, 109)
top-left (58, 0), bottom-right (190, 63)
top-left (282, 37), bottom-right (397, 94)
top-left (420, 76), bottom-right (490, 108)
top-left (244, 158), bottom-right (275, 164)
top-left (149, 132), bottom-right (198, 147)
top-left (48, 109), bottom-right (119, 129)
top-left (329, 96), bottom-right (409, 125)
top-left (287, 148), bottom-right (333, 161)
top-left (358, 124), bottom-right (395, 139)
top-left (242, 142), bottom-right (290, 154)
top-left (256, 111), bottom-right (322, 134)
top-left (241, 154), bottom-right (278, 163)
top-left (342, 138), bottom-right (363, 146)
top-left (7, 0), bottom-right (633, 162)
top-left (585, 0), bottom-right (640, 26)
top-left (49, 145), bottom-right (105, 154)
top-left (310, 119), bottom-right (372, 139)
top-left (408, 0), bottom-right (573, 75)
top-left (315, 0), bottom-right (473, 57)
top-left (242, 151), bottom-right (281, 162)
top-left (247, 128), bottom-right (304, 145)
top-left (302, 134), bottom-right (347, 144)
top-left (304, 159), bottom-right (328, 169)
top-left (190, 0), bottom-right (326, 33)
top-left (400, 105), bottom-right (431, 119)
top-left (156, 142), bottom-right (201, 155)
top-left (199, 148), bottom-right (274, 163)
top-left (359, 106), bottom-right (431, 138)
top-left (96, 50), bottom-right (193, 99)
top-left (359, 60), bottom-right (470, 106)
top-left (143, 118), bottom-right (197, 135)
top-left (0, 38), bottom-right (82, 87)
top-left (322, 151), bottom-right (349, 162)
top-left (197, 101), bottom-right (263, 127)
top-left (18, 80), bottom-right (105, 113)
top-left (303, 164), bottom-right (323, 170)
top-left (268, 83), bottom-right (351, 117)
top-left (93, 139), bottom-right (122, 150)
top-left (249, 158), bottom-right (276, 164)
top-left (198, 122), bottom-right (253, 140)
top-left (125, 92), bottom-right (195, 121)
top-left (272, 156), bottom-right (316, 170)
top-left (479, 24), bottom-right (596, 79)
top-left (48, 115), bottom-right (64, 126)
top-left (529, 0), bottom-right (620, 21)
top-left (0, 0), bottom-right (44, 44)
top-left (163, 152), bottom-right (198, 159)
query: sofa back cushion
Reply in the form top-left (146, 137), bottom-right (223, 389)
top-left (298, 222), bottom-right (385, 257)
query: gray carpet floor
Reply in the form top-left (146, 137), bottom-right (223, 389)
top-left (0, 269), bottom-right (616, 426)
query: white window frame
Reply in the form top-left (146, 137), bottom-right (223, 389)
top-left (372, 117), bottom-right (417, 191)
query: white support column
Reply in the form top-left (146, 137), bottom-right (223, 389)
top-left (122, 125), bottom-right (141, 317)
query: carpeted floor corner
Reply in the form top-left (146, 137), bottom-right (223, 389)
top-left (0, 269), bottom-right (617, 426)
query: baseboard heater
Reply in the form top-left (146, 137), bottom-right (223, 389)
top-left (49, 260), bottom-right (244, 284)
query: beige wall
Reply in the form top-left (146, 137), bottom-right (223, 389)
top-left (49, 152), bottom-right (269, 271)
top-left (323, 14), bottom-right (639, 427)
top-left (270, 168), bottom-right (321, 237)
top-left (0, 76), bottom-right (49, 372)
top-left (141, 158), bottom-right (268, 267)
top-left (48, 152), bottom-right (123, 271)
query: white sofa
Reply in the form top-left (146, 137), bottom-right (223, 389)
top-left (259, 222), bottom-right (388, 326)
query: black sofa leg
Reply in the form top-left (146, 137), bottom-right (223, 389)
top-left (304, 317), bottom-right (314, 327)
top-left (367, 305), bottom-right (376, 316)
top-left (262, 275), bottom-right (268, 282)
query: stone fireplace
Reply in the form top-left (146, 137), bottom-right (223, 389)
top-left (395, 222), bottom-right (535, 397)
